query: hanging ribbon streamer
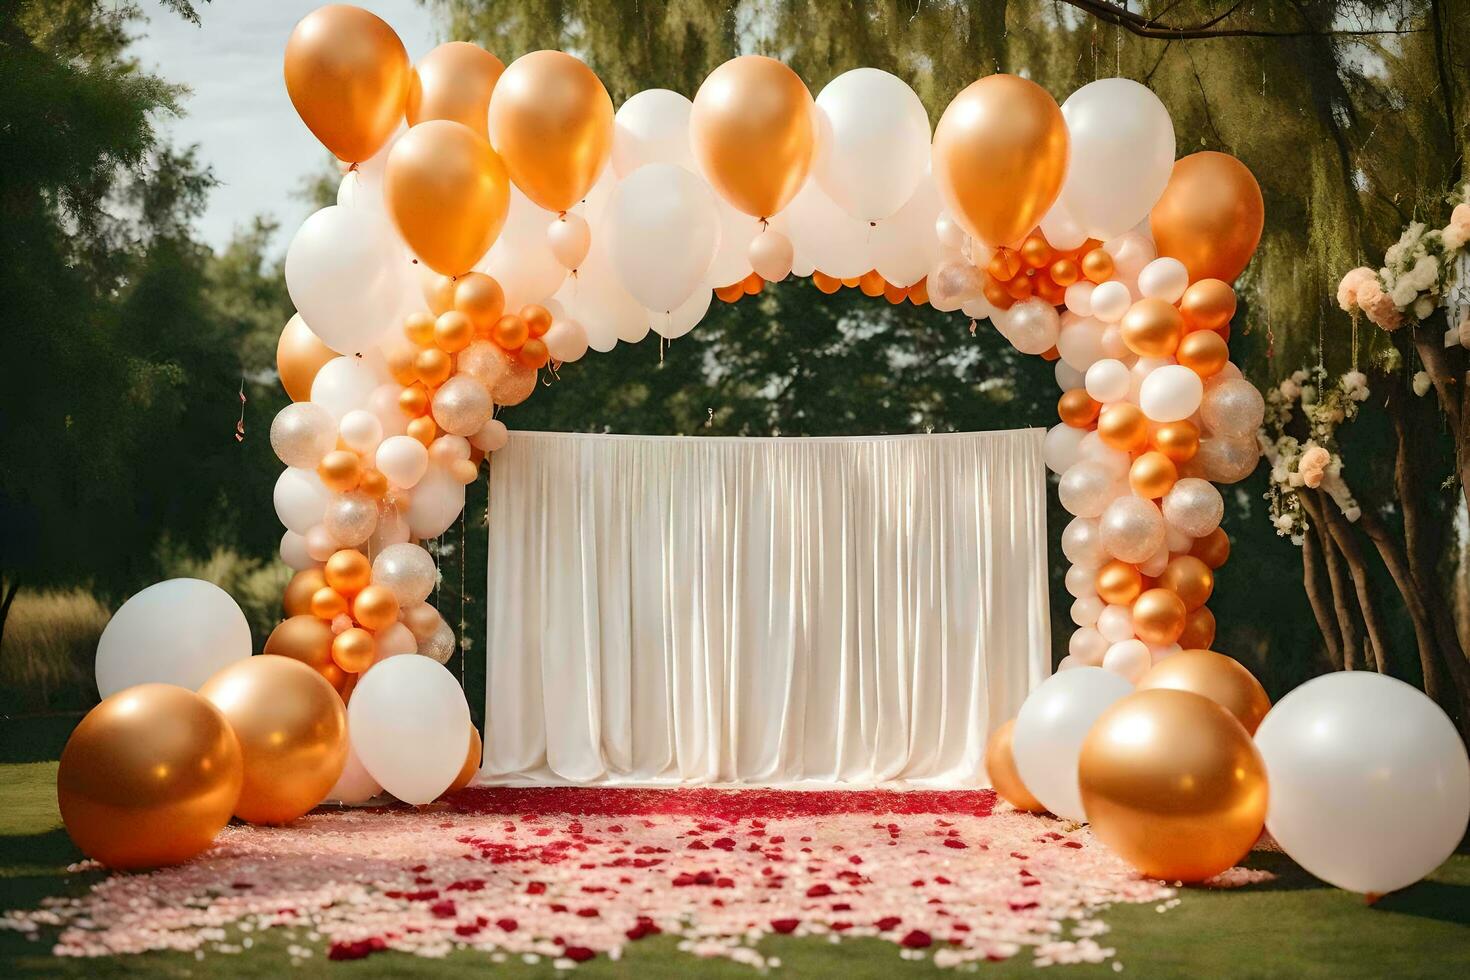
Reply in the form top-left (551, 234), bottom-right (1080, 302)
top-left (235, 377), bottom-right (247, 443)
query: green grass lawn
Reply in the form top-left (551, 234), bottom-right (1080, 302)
top-left (2, 759), bottom-right (1467, 978)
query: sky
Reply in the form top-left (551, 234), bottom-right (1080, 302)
top-left (132, 1), bottom-right (440, 251)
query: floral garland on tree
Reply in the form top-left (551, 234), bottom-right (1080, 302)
top-left (1260, 365), bottom-right (1368, 543)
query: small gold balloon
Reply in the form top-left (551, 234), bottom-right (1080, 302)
top-left (399, 383), bottom-right (431, 418)
top-left (352, 585), bottom-right (401, 632)
top-left (1129, 450), bottom-right (1178, 499)
top-left (277, 314), bottom-right (336, 402)
top-left (1080, 247), bottom-right (1115, 284)
top-left (404, 311), bottom-right (436, 347)
top-left (318, 450), bottom-right (362, 493)
top-left (434, 310), bottom-right (473, 353)
top-left (1096, 560), bottom-right (1144, 606)
top-left (984, 719), bottom-right (1046, 812)
top-left (1159, 555), bottom-right (1214, 611)
top-left (1180, 278), bottom-right (1237, 331)
top-left (1098, 403), bottom-right (1148, 452)
top-left (1177, 330), bottom-right (1229, 378)
top-left (264, 614), bottom-right (336, 672)
top-left (407, 415), bottom-right (440, 446)
top-left (58, 684), bottom-right (243, 870)
top-left (1058, 389), bottom-right (1101, 428)
top-left (1132, 588), bottom-right (1187, 646)
top-left (324, 549), bottom-right (371, 596)
top-left (1120, 298), bottom-right (1183, 358)
top-left (310, 586), bottom-right (349, 621)
top-left (199, 655), bottom-right (348, 825)
top-left (284, 568), bottom-right (328, 618)
top-left (1177, 605), bottom-right (1218, 652)
top-left (448, 725), bottom-right (483, 794)
top-left (454, 272), bottom-right (505, 332)
top-left (1192, 527), bottom-right (1231, 569)
top-left (1079, 688), bottom-right (1267, 882)
top-left (416, 347), bottom-right (453, 387)
top-left (331, 627), bottom-right (377, 674)
top-left (450, 458), bottom-right (481, 484)
top-left (422, 274), bottom-right (457, 317)
top-left (1137, 648), bottom-right (1270, 735)
top-left (1152, 420), bottom-right (1200, 463)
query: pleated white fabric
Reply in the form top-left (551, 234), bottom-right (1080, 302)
top-left (481, 430), bottom-right (1050, 787)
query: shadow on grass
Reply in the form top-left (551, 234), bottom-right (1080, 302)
top-left (1373, 881), bottom-right (1470, 926)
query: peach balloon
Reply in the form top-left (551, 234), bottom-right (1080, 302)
top-left (1120, 298), bottom-right (1183, 358)
top-left (264, 615), bottom-right (336, 672)
top-left (1152, 419), bottom-right (1200, 463)
top-left (284, 5), bottom-right (411, 163)
top-left (1129, 451), bottom-right (1178, 499)
top-left (324, 549), bottom-right (372, 596)
top-left (1138, 649), bottom-right (1270, 735)
top-left (277, 315), bottom-right (337, 402)
top-left (488, 50), bottom-right (614, 213)
top-left (691, 56), bottom-right (815, 218)
top-left (1150, 152), bottom-right (1264, 284)
top-left (1096, 560), bottom-right (1144, 606)
top-left (1132, 588), bottom-right (1187, 645)
top-left (454, 272), bottom-right (505, 332)
top-left (1058, 389), bottom-right (1101, 428)
top-left (985, 719), bottom-right (1047, 812)
top-left (1180, 278), bottom-right (1237, 331)
top-left (1160, 555), bottom-right (1214, 611)
top-left (1177, 330), bottom-right (1229, 377)
top-left (1098, 403), bottom-right (1148, 452)
top-left (933, 74), bottom-right (1069, 247)
top-left (284, 568), bottom-right (328, 618)
top-left (406, 42), bottom-right (505, 138)
top-left (386, 120), bottom-right (510, 276)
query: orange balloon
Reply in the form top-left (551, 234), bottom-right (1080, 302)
top-left (492, 313), bottom-right (529, 350)
top-left (1049, 257), bottom-right (1080, 287)
top-left (518, 337), bottom-right (551, 370)
top-left (423, 274), bottom-right (457, 317)
top-left (1192, 527), bottom-right (1231, 569)
top-left (403, 311), bottom-right (436, 347)
top-left (717, 281), bottom-right (748, 301)
top-left (1133, 588), bottom-right (1187, 645)
top-left (883, 281), bottom-right (907, 304)
top-left (743, 272), bottom-right (765, 296)
top-left (318, 450), bottom-right (362, 493)
top-left (454, 272), bottom-right (505, 332)
top-left (1180, 278), bottom-right (1237, 331)
top-left (399, 383), bottom-right (431, 417)
top-left (448, 726), bottom-right (483, 794)
top-left (1078, 689), bottom-right (1267, 882)
top-left (1019, 233), bottom-right (1053, 269)
top-left (522, 304), bottom-right (553, 338)
top-left (1137, 649), bottom-right (1270, 736)
top-left (58, 684), bottom-right (243, 870)
top-left (324, 549), bottom-right (371, 596)
top-left (332, 627), bottom-right (377, 674)
top-left (1178, 605), bottom-right (1218, 650)
top-left (1177, 330), bottom-right (1230, 378)
top-left (1150, 152), bottom-right (1264, 284)
top-left (933, 74), bottom-right (1068, 247)
top-left (1098, 403), bottom-right (1148, 452)
top-left (264, 615), bottom-right (335, 672)
top-left (1151, 419), bottom-right (1200, 463)
top-left (907, 278), bottom-right (930, 306)
top-left (691, 56), bottom-right (815, 218)
top-left (406, 42), bottom-right (505, 138)
top-left (1160, 555), bottom-right (1214, 611)
top-left (985, 719), bottom-right (1046, 812)
top-left (284, 5), bottom-right (410, 163)
top-left (319, 661), bottom-right (347, 691)
top-left (416, 347), bottom-right (453, 387)
top-left (359, 468), bottom-right (388, 498)
top-left (1080, 247), bottom-right (1114, 284)
top-left (353, 585), bottom-right (401, 631)
top-left (449, 457), bottom-right (481, 485)
top-left (988, 248), bottom-right (1022, 282)
top-left (488, 50), bottom-right (613, 213)
top-left (1129, 451), bottom-right (1178, 499)
top-left (284, 568), bottom-right (328, 618)
top-left (199, 656), bottom-right (348, 824)
top-left (1058, 389), bottom-right (1100, 428)
top-left (1120, 298), bottom-right (1183, 358)
top-left (310, 586), bottom-right (349, 621)
top-left (386, 120), bottom-right (510, 276)
top-left (277, 315), bottom-right (336, 402)
top-left (859, 270), bottom-right (886, 297)
top-left (407, 415), bottom-right (440, 445)
top-left (1097, 560), bottom-right (1144, 606)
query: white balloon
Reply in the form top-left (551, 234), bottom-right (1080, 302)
top-left (1059, 79), bottom-right (1175, 240)
top-left (1097, 603), bottom-right (1135, 643)
top-left (1069, 627), bottom-right (1108, 666)
top-left (95, 579), bottom-right (251, 698)
top-left (1056, 316), bottom-right (1105, 371)
top-left (1137, 257), bottom-right (1190, 303)
top-left (285, 206), bottom-right (402, 354)
top-left (274, 467), bottom-right (330, 534)
top-left (1255, 673), bottom-right (1470, 895)
top-left (469, 418), bottom-right (510, 453)
top-left (1104, 230), bottom-right (1157, 281)
top-left (542, 317), bottom-right (590, 363)
top-left (349, 656), bottom-right (470, 805)
top-left (1056, 655), bottom-right (1083, 672)
top-left (786, 179), bottom-right (872, 280)
top-left (1089, 280), bottom-right (1132, 323)
top-left (935, 210), bottom-right (967, 251)
top-left (1061, 517), bottom-right (1106, 566)
top-left (280, 530), bottom-right (314, 571)
top-left (376, 435), bottom-right (429, 489)
top-left (367, 502), bottom-right (412, 553)
top-left (1078, 431), bottom-right (1131, 478)
top-left (1148, 643), bottom-right (1183, 666)
top-left (1085, 359), bottom-right (1131, 403)
top-left (1102, 639), bottom-right (1151, 684)
top-left (1053, 359), bottom-right (1085, 393)
top-left (311, 356), bottom-right (379, 421)
top-left (305, 524), bottom-right (337, 562)
top-left (1140, 364), bottom-right (1205, 422)
top-left (1039, 201), bottom-right (1089, 251)
top-left (336, 131), bottom-right (395, 214)
top-left (612, 89), bottom-right (695, 176)
top-left (326, 740), bottom-right (383, 805)
top-left (555, 215), bottom-right (649, 351)
top-left (871, 177), bottom-right (942, 288)
top-left (656, 286), bottom-right (713, 340)
top-left (1043, 423), bottom-right (1087, 475)
top-left (813, 68), bottom-right (931, 222)
top-left (608, 163), bottom-right (720, 313)
top-left (1012, 667), bottom-right (1134, 821)
top-left (1058, 460), bottom-right (1121, 518)
top-left (477, 185), bottom-right (568, 310)
top-left (1064, 281), bottom-right (1095, 317)
top-left (1065, 562), bottom-right (1100, 599)
top-left (368, 383), bottom-right (409, 439)
top-left (405, 465), bottom-right (466, 540)
top-left (339, 410), bottom-right (383, 455)
top-left (706, 200), bottom-right (762, 288)
top-left (1138, 542), bottom-right (1171, 578)
top-left (999, 298), bottom-right (1061, 355)
top-left (1099, 324), bottom-right (1132, 360)
top-left (1070, 595), bottom-right (1104, 628)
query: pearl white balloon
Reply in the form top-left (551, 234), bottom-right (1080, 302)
top-left (871, 177), bottom-right (942, 288)
top-left (1255, 672), bottom-right (1470, 895)
top-left (1201, 378), bottom-right (1267, 438)
top-left (326, 741), bottom-right (383, 805)
top-left (280, 530), bottom-right (314, 571)
top-left (934, 211), bottom-right (967, 250)
top-left (1039, 201), bottom-right (1089, 251)
top-left (1103, 230), bottom-right (1157, 281)
top-left (1070, 595), bottom-right (1104, 628)
top-left (1162, 477), bottom-right (1224, 538)
top-left (1056, 316), bottom-right (1105, 371)
top-left (305, 524), bottom-right (337, 562)
top-left (1138, 542), bottom-right (1171, 577)
top-left (311, 356), bottom-right (379, 421)
top-left (1140, 364), bottom-right (1204, 422)
top-left (1065, 562), bottom-right (1100, 599)
top-left (373, 622), bottom-right (419, 663)
top-left (1043, 423), bottom-right (1087, 475)
top-left (1000, 298), bottom-right (1061, 355)
top-left (1097, 604), bottom-right (1136, 643)
top-left (786, 179), bottom-right (872, 280)
top-left (368, 383), bottom-right (409, 439)
top-left (813, 68), bottom-right (931, 222)
top-left (405, 465), bottom-right (466, 539)
top-left (95, 579), bottom-right (251, 698)
top-left (1197, 434), bottom-right (1261, 483)
top-left (1061, 517), bottom-right (1106, 566)
top-left (1102, 639), bottom-right (1151, 684)
top-left (285, 206), bottom-right (402, 354)
top-left (1059, 79), bottom-right (1175, 240)
top-left (1012, 667), bottom-right (1134, 821)
top-left (349, 656), bottom-right (470, 805)
top-left (477, 185), bottom-right (568, 310)
top-left (274, 467), bottom-right (330, 534)
top-left (338, 410), bottom-right (383, 455)
top-left (706, 200), bottom-right (762, 288)
top-left (1054, 359), bottom-right (1085, 393)
top-left (1137, 257), bottom-right (1190, 303)
top-left (1148, 643), bottom-right (1183, 666)
top-left (608, 163), bottom-right (720, 313)
top-left (1099, 324), bottom-right (1131, 360)
top-left (376, 435), bottom-right (429, 489)
top-left (612, 89), bottom-right (695, 176)
top-left (1068, 627), bottom-right (1108, 666)
top-left (1089, 280), bottom-right (1132, 323)
top-left (1064, 281), bottom-right (1095, 316)
top-left (1099, 495), bottom-right (1166, 564)
top-left (1078, 431), bottom-right (1131, 479)
top-left (1085, 359), bottom-right (1131, 403)
top-left (1058, 460), bottom-right (1121, 518)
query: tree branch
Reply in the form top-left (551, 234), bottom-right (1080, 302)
top-left (1300, 515), bottom-right (1344, 669)
top-left (1060, 0), bottom-right (1425, 39)
top-left (1299, 492), bottom-right (1362, 670)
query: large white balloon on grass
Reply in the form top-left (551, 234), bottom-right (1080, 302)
top-left (1059, 79), bottom-right (1175, 240)
top-left (1012, 667), bottom-right (1134, 821)
top-left (285, 206), bottom-right (402, 354)
top-left (348, 656), bottom-right (471, 805)
top-left (1254, 673), bottom-right (1470, 895)
top-left (608, 162), bottom-right (720, 313)
top-left (95, 579), bottom-right (251, 698)
top-left (813, 68), bottom-right (931, 223)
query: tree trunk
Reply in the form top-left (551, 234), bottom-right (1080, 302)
top-left (1300, 492), bottom-right (1363, 670)
top-left (1301, 519), bottom-right (1344, 670)
top-left (1312, 493), bottom-right (1393, 674)
top-left (0, 576), bottom-right (18, 654)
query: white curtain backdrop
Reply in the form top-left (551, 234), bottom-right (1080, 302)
top-left (481, 430), bottom-right (1050, 787)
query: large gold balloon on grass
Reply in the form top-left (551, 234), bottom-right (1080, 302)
top-left (277, 314), bottom-right (336, 402)
top-left (488, 50), bottom-right (613, 213)
top-left (199, 656), bottom-right (348, 825)
top-left (58, 684), bottom-right (243, 870)
top-left (1079, 688), bottom-right (1267, 882)
top-left (933, 74), bottom-right (1069, 247)
top-left (691, 56), bottom-right (815, 218)
top-left (386, 120), bottom-right (510, 276)
top-left (1149, 152), bottom-right (1264, 284)
top-left (407, 42), bottom-right (504, 138)
top-left (1137, 648), bottom-right (1271, 735)
top-left (284, 5), bottom-right (411, 163)
top-left (984, 719), bottom-right (1046, 812)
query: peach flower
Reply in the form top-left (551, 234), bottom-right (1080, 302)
top-left (1298, 446), bottom-right (1331, 489)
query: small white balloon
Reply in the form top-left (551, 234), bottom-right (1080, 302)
top-left (1085, 359), bottom-right (1131, 403)
top-left (547, 212), bottom-right (591, 270)
top-left (305, 524), bottom-right (337, 562)
top-left (1137, 257), bottom-right (1190, 303)
top-left (338, 410), bottom-right (383, 455)
top-left (1089, 280), bottom-right (1132, 323)
top-left (1000, 298), bottom-right (1061, 355)
top-left (1065, 562), bottom-right (1100, 599)
top-left (376, 435), bottom-right (430, 489)
top-left (1039, 201), bottom-right (1089, 251)
top-left (1069, 627), bottom-right (1109, 666)
top-left (1140, 364), bottom-right (1204, 423)
top-left (1102, 639), bottom-right (1151, 684)
top-left (95, 579), bottom-right (252, 698)
top-left (542, 317), bottom-right (590, 363)
top-left (470, 418), bottom-right (510, 453)
top-left (311, 356), bottom-right (380, 421)
top-left (1097, 604), bottom-right (1136, 643)
top-left (1064, 281), bottom-right (1095, 317)
top-left (274, 467), bottom-right (330, 535)
top-left (1058, 460), bottom-right (1121, 518)
top-left (326, 741), bottom-right (383, 805)
top-left (1061, 517), bottom-right (1106, 566)
top-left (1070, 595), bottom-right (1104, 628)
top-left (1043, 423), bottom-right (1088, 475)
top-left (1053, 359), bottom-right (1085, 393)
top-left (1012, 667), bottom-right (1135, 821)
top-left (1056, 316), bottom-right (1105, 371)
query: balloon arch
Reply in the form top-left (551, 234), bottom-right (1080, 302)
top-left (268, 8), bottom-right (1269, 867)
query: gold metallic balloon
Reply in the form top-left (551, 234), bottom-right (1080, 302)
top-left (277, 314), bottom-right (337, 402)
top-left (310, 586), bottom-right (349, 621)
top-left (325, 549), bottom-right (372, 596)
top-left (1178, 605), bottom-right (1217, 651)
top-left (1078, 688), bottom-right (1267, 882)
top-left (454, 273), bottom-right (505, 332)
top-left (690, 55), bottom-right (816, 218)
top-left (386, 120), bottom-right (510, 276)
top-left (58, 684), bottom-right (243, 870)
top-left (1159, 555), bottom-right (1214, 611)
top-left (435, 311), bottom-right (474, 353)
top-left (488, 50), bottom-right (613, 213)
top-left (318, 450), bottom-right (362, 493)
top-left (1137, 649), bottom-right (1271, 735)
top-left (283, 5), bottom-right (411, 163)
top-left (1177, 330), bottom-right (1229, 378)
top-left (284, 568), bottom-right (328, 618)
top-left (1098, 403), bottom-right (1148, 452)
top-left (1132, 588), bottom-right (1187, 645)
top-left (448, 726), bottom-right (483, 794)
top-left (352, 585), bottom-right (401, 632)
top-left (1129, 451), bottom-right (1178, 499)
top-left (933, 74), bottom-right (1069, 247)
top-left (1192, 527), bottom-right (1231, 569)
top-left (1057, 389), bottom-right (1101, 428)
top-left (1096, 560), bottom-right (1144, 606)
top-left (264, 614), bottom-right (336, 673)
top-left (406, 42), bottom-right (504, 138)
top-left (1120, 298), bottom-right (1183, 359)
top-left (1180, 278), bottom-right (1237, 331)
top-left (331, 627), bottom-right (377, 674)
top-left (984, 719), bottom-right (1046, 813)
top-left (1151, 420), bottom-right (1200, 464)
top-left (1150, 152), bottom-right (1264, 284)
top-left (199, 655), bottom-right (348, 825)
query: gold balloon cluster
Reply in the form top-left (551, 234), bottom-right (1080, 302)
top-left (987, 649), bottom-right (1272, 882)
